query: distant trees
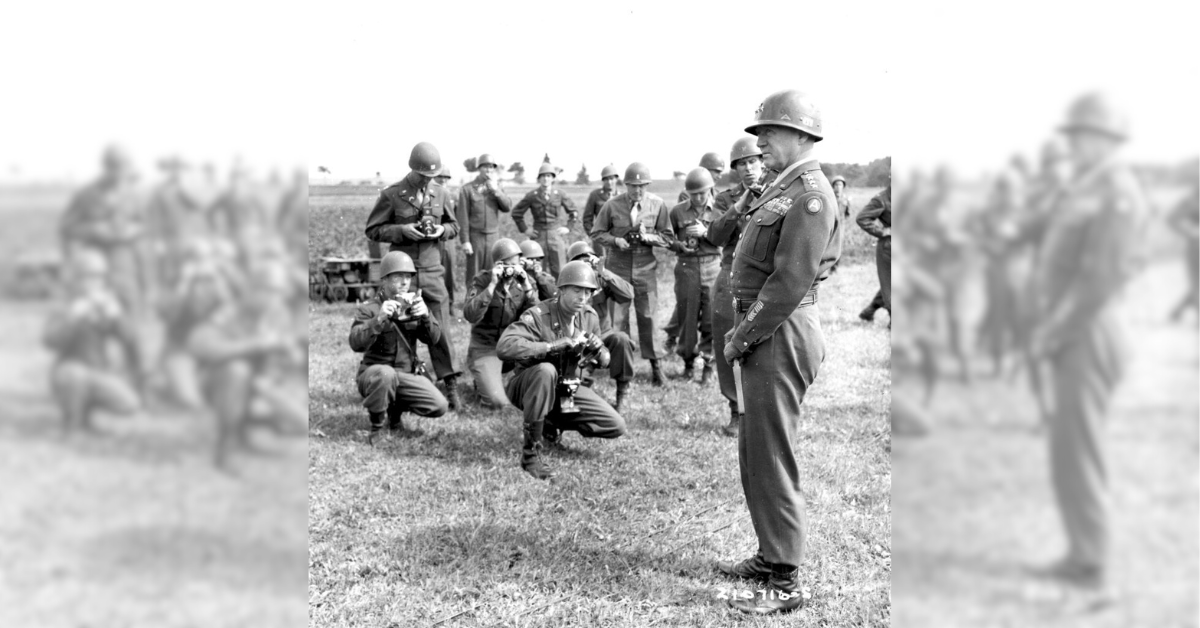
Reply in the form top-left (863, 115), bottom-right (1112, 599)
top-left (509, 162), bottom-right (526, 184)
top-left (463, 156), bottom-right (478, 173)
top-left (673, 170), bottom-right (686, 180)
top-left (820, 157), bottom-right (891, 187)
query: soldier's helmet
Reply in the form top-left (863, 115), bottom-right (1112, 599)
top-left (519, 239), bottom-right (545, 259)
top-left (1041, 137), bottom-right (1069, 166)
top-left (408, 142), bottom-right (442, 177)
top-left (436, 165), bottom-right (452, 180)
top-left (730, 137), bottom-right (763, 166)
top-left (380, 251), bottom-right (417, 277)
top-left (476, 153), bottom-right (498, 169)
top-left (746, 90), bottom-right (824, 141)
top-left (830, 175), bottom-right (847, 187)
top-left (624, 162), bottom-right (651, 185)
top-left (491, 238), bottom-right (522, 262)
top-left (567, 240), bottom-right (596, 260)
top-left (537, 163), bottom-right (557, 178)
top-left (557, 260), bottom-right (599, 290)
top-left (684, 168), bottom-right (715, 193)
top-left (600, 164), bottom-right (620, 180)
top-left (1059, 92), bottom-right (1128, 141)
top-left (699, 152), bottom-right (726, 171)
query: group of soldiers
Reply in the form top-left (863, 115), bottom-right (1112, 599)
top-left (346, 89), bottom-right (847, 614)
top-left (46, 146), bottom-right (309, 471)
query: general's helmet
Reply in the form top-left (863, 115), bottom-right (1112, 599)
top-left (745, 90), bottom-right (824, 141)
top-left (519, 239), bottom-right (545, 259)
top-left (537, 163), bottom-right (557, 178)
top-left (408, 142), bottom-right (442, 177)
top-left (380, 250), bottom-right (416, 276)
top-left (567, 240), bottom-right (596, 260)
top-left (1059, 92), bottom-right (1128, 141)
top-left (684, 167), bottom-right (715, 193)
top-left (730, 137), bottom-right (762, 166)
top-left (557, 260), bottom-right (599, 290)
top-left (624, 162), bottom-right (651, 185)
top-left (600, 164), bottom-right (620, 179)
top-left (699, 152), bottom-right (726, 171)
top-left (491, 238), bottom-right (522, 262)
top-left (476, 153), bottom-right (498, 169)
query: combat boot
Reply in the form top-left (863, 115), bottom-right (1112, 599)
top-left (387, 403), bottom-right (407, 433)
top-left (614, 380), bottom-right (630, 413)
top-left (721, 406), bottom-right (740, 438)
top-left (650, 360), bottom-right (665, 387)
top-left (542, 420), bottom-right (566, 451)
top-left (521, 420), bottom-right (555, 480)
top-left (681, 364), bottom-right (694, 381)
top-left (858, 305), bottom-right (877, 321)
top-left (367, 411), bottom-right (387, 445)
top-left (727, 563), bottom-right (809, 615)
top-left (716, 549), bottom-right (771, 582)
top-left (699, 355), bottom-right (714, 385)
top-left (443, 375), bottom-right (462, 411)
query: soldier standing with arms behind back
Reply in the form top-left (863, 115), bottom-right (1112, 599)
top-left (457, 153), bottom-right (513, 280)
top-left (513, 162), bottom-right (579, 279)
top-left (582, 164), bottom-right (622, 253)
top-left (365, 142), bottom-right (464, 410)
top-left (708, 136), bottom-right (769, 436)
top-left (715, 90), bottom-right (841, 615)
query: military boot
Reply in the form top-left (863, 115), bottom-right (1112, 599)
top-left (715, 549), bottom-right (771, 582)
top-left (443, 375), bottom-right (462, 411)
top-left (699, 354), bottom-right (714, 385)
top-left (614, 380), bottom-right (631, 413)
top-left (727, 563), bottom-right (809, 615)
top-left (542, 420), bottom-right (566, 451)
top-left (721, 406), bottom-right (740, 438)
top-left (387, 403), bottom-right (407, 433)
top-left (521, 420), bottom-right (554, 480)
top-left (650, 360), bottom-right (665, 387)
top-left (858, 305), bottom-right (878, 321)
top-left (367, 411), bottom-right (387, 445)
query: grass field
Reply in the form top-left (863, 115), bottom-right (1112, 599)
top-left (308, 184), bottom-right (892, 626)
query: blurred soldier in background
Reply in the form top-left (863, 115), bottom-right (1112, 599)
top-left (365, 142), bottom-right (464, 410)
top-left (717, 89), bottom-right (841, 615)
top-left (348, 251), bottom-right (448, 443)
top-left (513, 163), bottom-right (578, 279)
top-left (43, 249), bottom-right (143, 434)
top-left (1167, 178), bottom-right (1199, 323)
top-left (667, 167), bottom-right (721, 382)
top-left (58, 145), bottom-right (151, 396)
top-left (567, 240), bottom-right (636, 410)
top-left (463, 239), bottom-right (538, 409)
top-left (975, 170), bottom-right (1024, 376)
top-left (667, 152), bottom-right (726, 350)
top-left (709, 137), bottom-right (770, 436)
top-left (830, 174), bottom-right (851, 221)
top-left (144, 155), bottom-right (204, 288)
top-left (208, 161), bottom-right (268, 240)
top-left (519, 239), bottom-right (558, 300)
top-left (1026, 92), bottom-right (1148, 592)
top-left (434, 165), bottom-right (459, 311)
top-left (590, 162), bottom-right (675, 387)
top-left (582, 164), bottom-right (621, 251)
top-left (497, 261), bottom-right (626, 479)
top-left (856, 184), bottom-right (892, 326)
top-left (457, 153), bottom-right (513, 279)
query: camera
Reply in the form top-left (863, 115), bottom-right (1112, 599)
top-left (682, 219), bottom-right (700, 252)
top-left (498, 264), bottom-right (517, 279)
top-left (417, 211), bottom-right (439, 237)
top-left (389, 292), bottom-right (425, 321)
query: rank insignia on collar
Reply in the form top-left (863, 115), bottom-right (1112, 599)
top-left (806, 198), bottom-right (823, 214)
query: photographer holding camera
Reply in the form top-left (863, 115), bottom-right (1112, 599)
top-left (518, 239), bottom-right (559, 300)
top-left (667, 168), bottom-right (722, 384)
top-left (349, 251), bottom-right (448, 443)
top-left (462, 238), bottom-right (539, 409)
top-left (497, 261), bottom-right (627, 480)
top-left (566, 240), bottom-right (636, 411)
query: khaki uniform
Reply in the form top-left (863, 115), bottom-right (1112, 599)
top-left (667, 199), bottom-right (721, 363)
top-left (349, 295), bottom-right (449, 418)
top-left (497, 297), bottom-right (626, 438)
top-left (708, 182), bottom-right (754, 409)
top-left (513, 187), bottom-right (578, 278)
top-left (856, 185), bottom-right (892, 312)
top-left (365, 173), bottom-right (462, 381)
top-left (462, 269), bottom-right (539, 407)
top-left (727, 160), bottom-right (841, 569)
top-left (456, 175), bottom-right (514, 279)
top-left (589, 192), bottom-right (676, 360)
top-left (440, 184), bottom-right (459, 307)
top-left (582, 187), bottom-right (618, 252)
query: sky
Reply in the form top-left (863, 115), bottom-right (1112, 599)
top-left (0, 0), bottom-right (1194, 183)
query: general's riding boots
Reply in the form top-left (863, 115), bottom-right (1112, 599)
top-left (521, 420), bottom-right (554, 480)
top-left (728, 563), bottom-right (809, 615)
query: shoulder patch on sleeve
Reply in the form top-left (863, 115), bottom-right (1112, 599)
top-left (805, 197), bottom-right (823, 214)
top-left (521, 311), bottom-right (536, 325)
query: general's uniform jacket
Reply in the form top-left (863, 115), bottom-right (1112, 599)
top-left (728, 161), bottom-right (841, 353)
top-left (364, 175), bottom-right (460, 271)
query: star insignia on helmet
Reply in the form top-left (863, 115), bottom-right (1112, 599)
top-left (754, 102), bottom-right (764, 115)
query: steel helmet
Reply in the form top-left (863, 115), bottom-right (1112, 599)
top-left (624, 162), bottom-right (651, 185)
top-left (519, 239), bottom-right (545, 258)
top-left (1059, 92), bottom-right (1128, 141)
top-left (684, 167), bottom-right (715, 193)
top-left (537, 163), bottom-right (558, 178)
top-left (491, 238), bottom-right (522, 262)
top-left (729, 137), bottom-right (762, 166)
top-left (699, 152), bottom-right (726, 171)
top-left (830, 175), bottom-right (847, 187)
top-left (408, 142), bottom-right (442, 177)
top-left (567, 240), bottom-right (596, 260)
top-left (746, 90), bottom-right (824, 141)
top-left (600, 164), bottom-right (620, 179)
top-left (436, 164), bottom-right (452, 179)
top-left (380, 250), bottom-right (416, 277)
top-left (476, 153), bottom-right (498, 169)
top-left (557, 260), bottom-right (599, 290)
top-left (1041, 137), bottom-right (1068, 165)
